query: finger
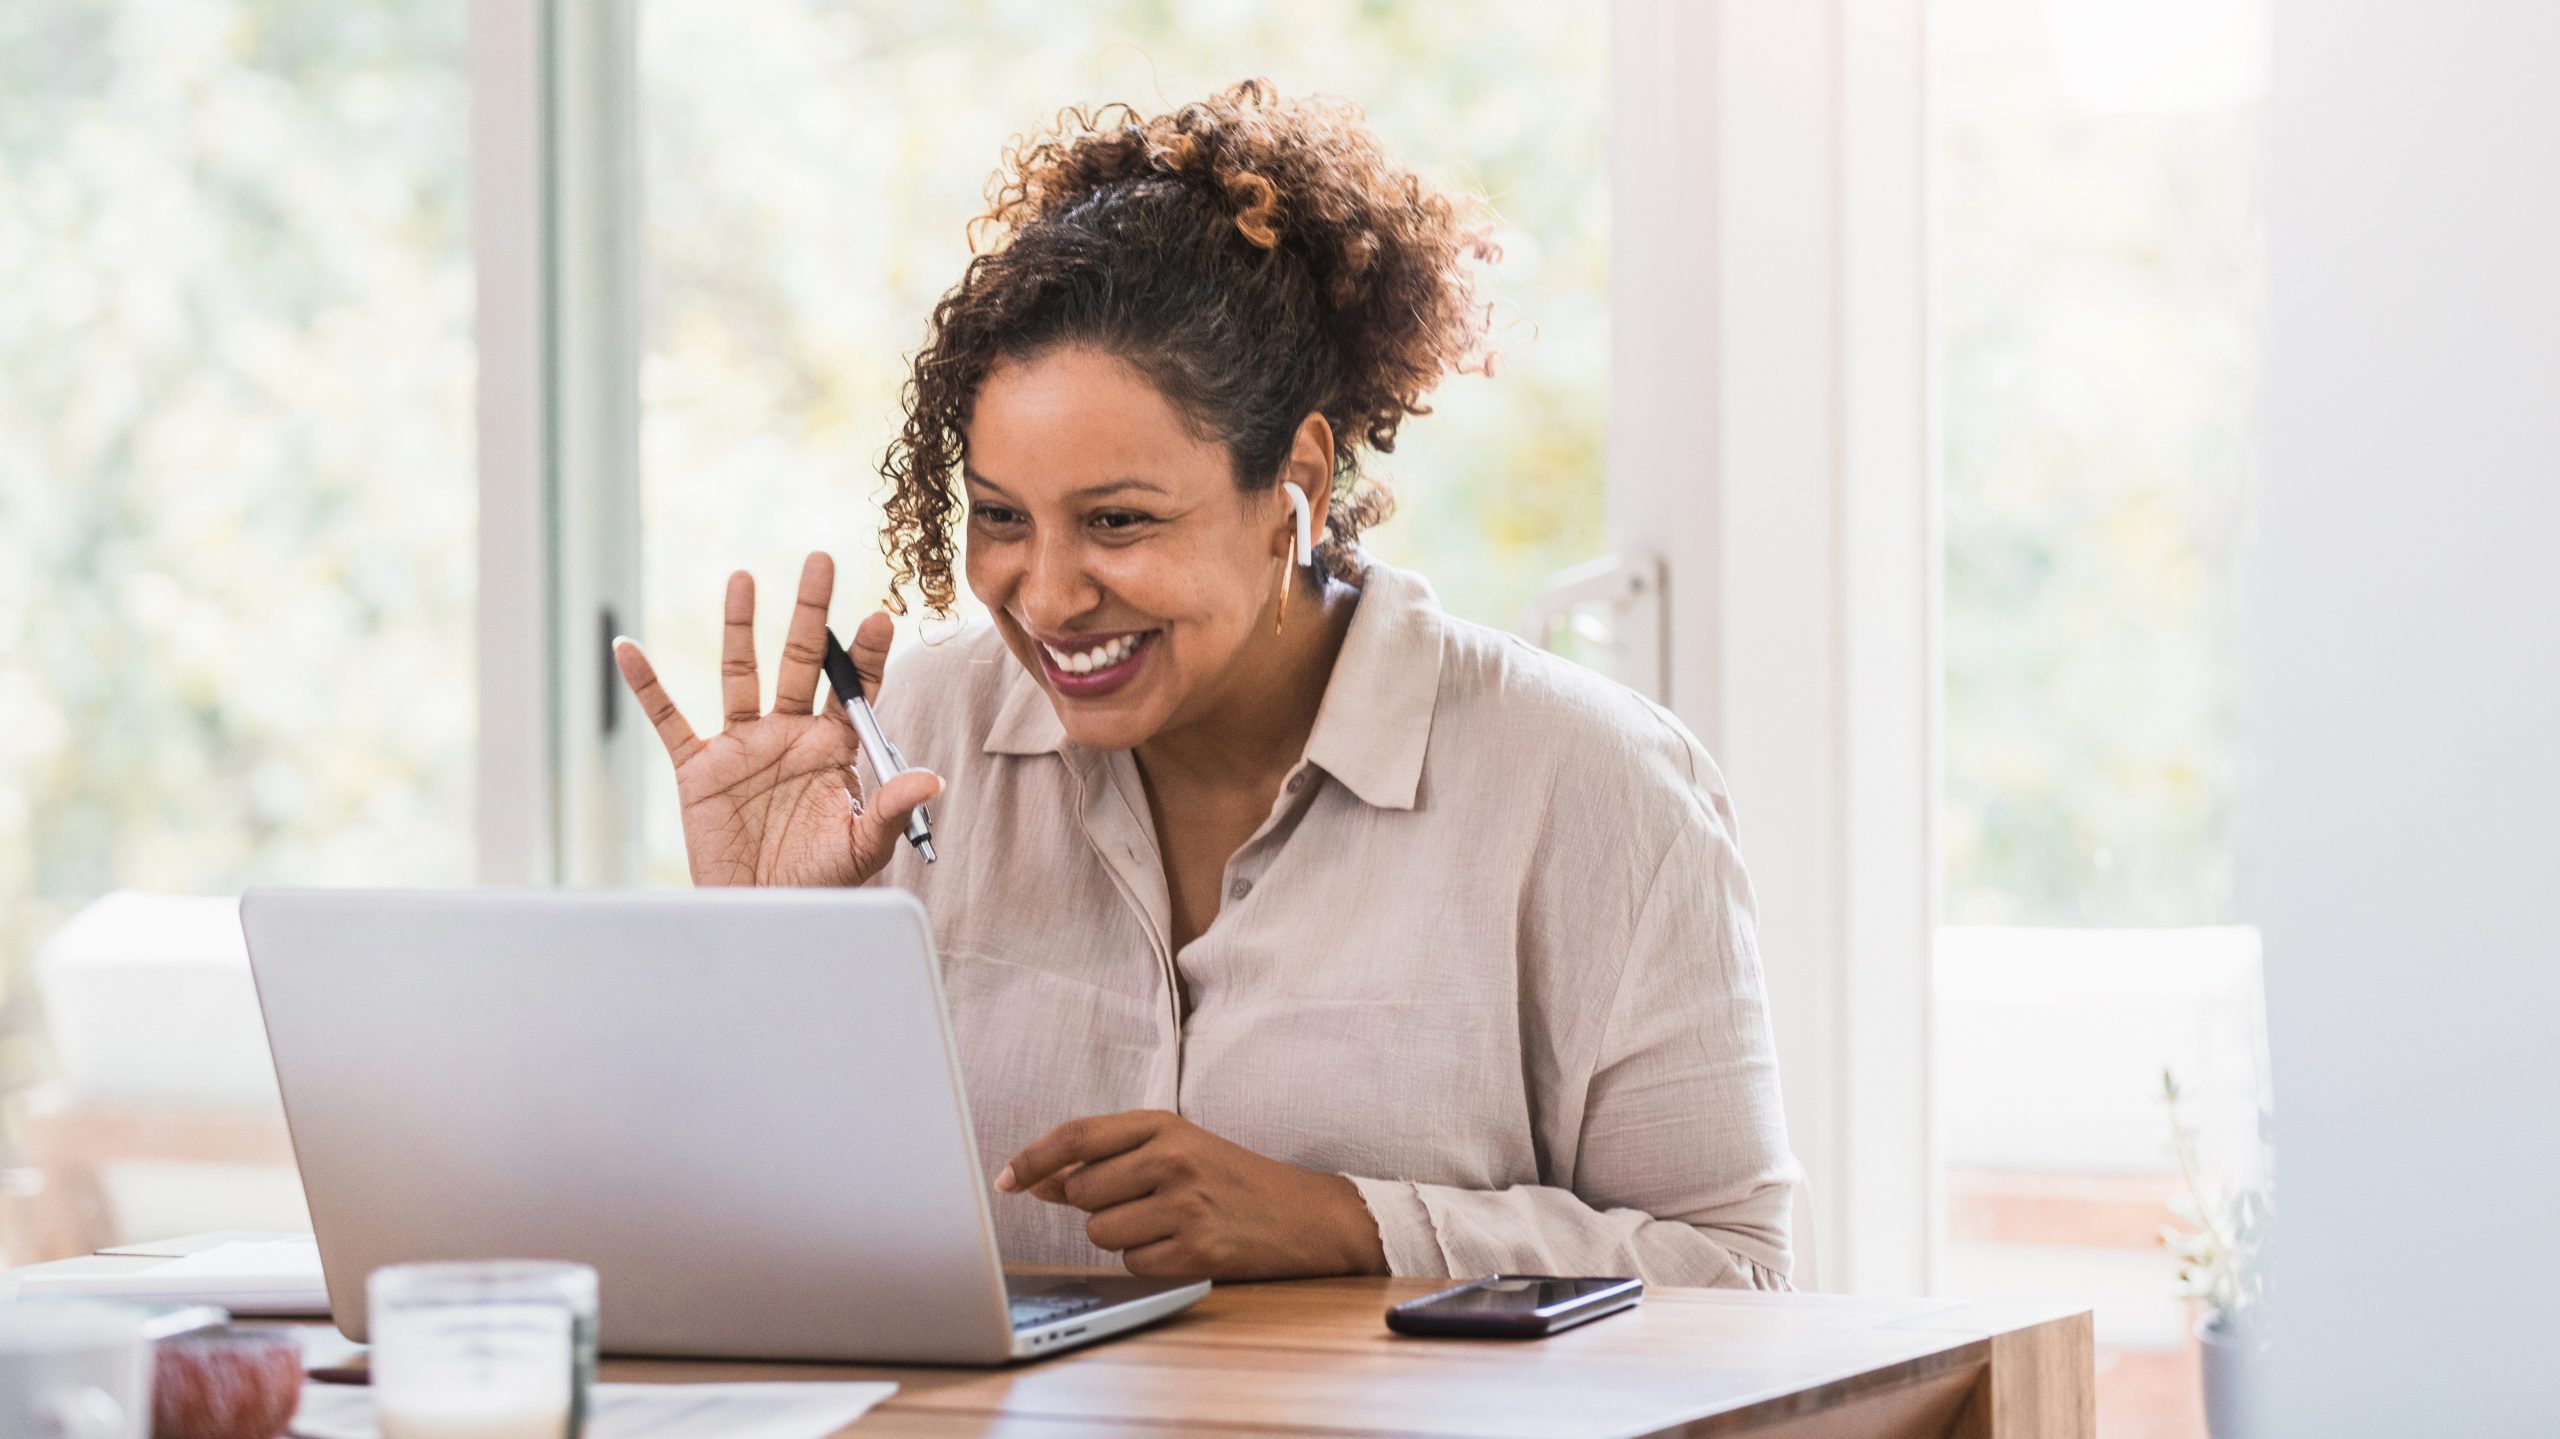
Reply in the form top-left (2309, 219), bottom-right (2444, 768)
top-left (612, 638), bottom-right (702, 764)
top-left (1120, 1236), bottom-right (1212, 1279)
top-left (1026, 1162), bottom-right (1081, 1205)
top-left (996, 1111), bottom-right (1172, 1195)
top-left (1053, 1147), bottom-right (1164, 1213)
top-left (1083, 1192), bottom-right (1186, 1255)
top-left (852, 768), bottom-right (943, 865)
top-left (772, 551), bottom-right (835, 715)
top-left (850, 609), bottom-right (895, 699)
top-left (720, 570), bottom-right (761, 727)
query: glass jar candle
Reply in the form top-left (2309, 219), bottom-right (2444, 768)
top-left (367, 1261), bottom-right (597, 1439)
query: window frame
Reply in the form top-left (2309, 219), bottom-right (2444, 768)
top-left (1609, 0), bottom-right (1935, 1292)
top-left (471, 0), bottom-right (646, 887)
top-left (469, 0), bottom-right (553, 886)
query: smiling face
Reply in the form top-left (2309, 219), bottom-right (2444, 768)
top-left (962, 345), bottom-right (1311, 751)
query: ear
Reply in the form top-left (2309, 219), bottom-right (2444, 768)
top-left (1278, 411), bottom-right (1335, 556)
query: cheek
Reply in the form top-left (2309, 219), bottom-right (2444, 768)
top-left (1089, 541), bottom-right (1264, 630)
top-left (963, 540), bottom-right (1017, 606)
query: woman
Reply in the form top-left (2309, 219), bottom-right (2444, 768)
top-left (613, 81), bottom-right (1797, 1288)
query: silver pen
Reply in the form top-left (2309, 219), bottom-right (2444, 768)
top-left (822, 626), bottom-right (937, 864)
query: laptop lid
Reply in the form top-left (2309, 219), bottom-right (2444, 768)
top-left (239, 887), bottom-right (1018, 1364)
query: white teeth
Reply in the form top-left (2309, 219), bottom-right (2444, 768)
top-left (1042, 632), bottom-right (1147, 676)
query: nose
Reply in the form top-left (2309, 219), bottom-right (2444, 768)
top-left (1015, 528), bottom-right (1100, 630)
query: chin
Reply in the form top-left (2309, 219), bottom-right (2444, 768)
top-left (1047, 689), bottom-right (1169, 751)
top-left (1055, 712), bottom-right (1156, 751)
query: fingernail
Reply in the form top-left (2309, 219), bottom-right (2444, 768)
top-left (993, 1165), bottom-right (1016, 1192)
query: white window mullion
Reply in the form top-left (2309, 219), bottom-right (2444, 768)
top-left (471, 0), bottom-right (558, 886)
top-left (1839, 0), bottom-right (1936, 1295)
top-left (1608, 0), bottom-right (1720, 719)
top-left (471, 0), bottom-right (646, 888)
top-left (1614, 0), bottom-right (1933, 1293)
top-left (548, 0), bottom-right (648, 887)
top-left (1713, 0), bottom-right (1851, 1291)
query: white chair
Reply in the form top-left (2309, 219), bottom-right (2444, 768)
top-left (15, 892), bottom-right (304, 1260)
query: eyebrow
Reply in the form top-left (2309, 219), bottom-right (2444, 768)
top-left (962, 467), bottom-right (1172, 502)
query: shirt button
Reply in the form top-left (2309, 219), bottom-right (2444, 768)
top-left (1229, 878), bottom-right (1253, 902)
top-left (1286, 771), bottom-right (1308, 793)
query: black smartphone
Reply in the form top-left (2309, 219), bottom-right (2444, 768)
top-left (1384, 1274), bottom-right (1644, 1338)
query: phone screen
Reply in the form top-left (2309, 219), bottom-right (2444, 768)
top-left (1420, 1276), bottom-right (1631, 1317)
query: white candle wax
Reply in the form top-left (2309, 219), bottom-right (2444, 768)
top-left (371, 1299), bottom-right (575, 1439)
top-left (377, 1392), bottom-right (571, 1439)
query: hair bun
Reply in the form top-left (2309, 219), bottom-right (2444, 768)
top-left (987, 80), bottom-right (1495, 391)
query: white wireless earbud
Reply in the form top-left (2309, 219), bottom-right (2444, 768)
top-left (1281, 481), bottom-right (1314, 569)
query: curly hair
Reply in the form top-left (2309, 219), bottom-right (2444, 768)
top-left (877, 78), bottom-right (1498, 616)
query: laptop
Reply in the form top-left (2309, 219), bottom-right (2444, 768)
top-left (238, 888), bottom-right (1208, 1364)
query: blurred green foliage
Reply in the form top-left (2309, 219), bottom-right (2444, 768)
top-left (1938, 0), bottom-right (2257, 925)
top-left (0, 2), bottom-right (475, 1015)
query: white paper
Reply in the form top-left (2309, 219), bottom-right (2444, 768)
top-left (19, 1235), bottom-right (330, 1314)
top-left (290, 1381), bottom-right (899, 1439)
top-left (100, 1228), bottom-right (312, 1258)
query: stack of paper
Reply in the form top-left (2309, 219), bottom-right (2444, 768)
top-left (20, 1234), bottom-right (329, 1315)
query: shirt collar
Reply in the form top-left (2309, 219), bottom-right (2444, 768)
top-left (981, 560), bottom-right (1447, 811)
top-left (984, 654), bottom-right (1069, 756)
top-left (1300, 562), bottom-right (1443, 809)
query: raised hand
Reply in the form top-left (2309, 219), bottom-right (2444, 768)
top-left (612, 551), bottom-right (941, 888)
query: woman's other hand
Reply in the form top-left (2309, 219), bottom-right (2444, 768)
top-left (612, 550), bottom-right (942, 888)
top-left (995, 1110), bottom-right (1390, 1280)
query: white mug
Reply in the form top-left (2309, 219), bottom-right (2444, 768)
top-left (0, 1300), bottom-right (149, 1439)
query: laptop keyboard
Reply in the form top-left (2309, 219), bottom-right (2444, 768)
top-left (1009, 1291), bottom-right (1111, 1330)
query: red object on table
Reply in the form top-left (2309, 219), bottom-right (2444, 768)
top-left (151, 1326), bottom-right (304, 1439)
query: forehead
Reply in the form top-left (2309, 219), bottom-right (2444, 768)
top-left (964, 346), bottom-right (1230, 495)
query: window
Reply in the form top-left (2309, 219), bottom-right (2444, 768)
top-left (631, 2), bottom-right (1609, 882)
top-left (0, 2), bottom-right (474, 1262)
top-left (3, 5), bottom-right (1958, 1304)
top-left (1932, 0), bottom-right (2270, 1434)
top-left (1, 6), bottom-right (1618, 1252)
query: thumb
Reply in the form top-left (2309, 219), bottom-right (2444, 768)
top-left (857, 767), bottom-right (944, 853)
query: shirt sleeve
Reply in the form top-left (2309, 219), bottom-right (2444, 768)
top-left (1343, 811), bottom-right (1799, 1290)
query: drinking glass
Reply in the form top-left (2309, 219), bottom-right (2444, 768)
top-left (367, 1261), bottom-right (596, 1439)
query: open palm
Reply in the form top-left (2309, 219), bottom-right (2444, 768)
top-left (612, 551), bottom-right (941, 888)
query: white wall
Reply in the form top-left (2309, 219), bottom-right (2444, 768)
top-left (2256, 3), bottom-right (2560, 1431)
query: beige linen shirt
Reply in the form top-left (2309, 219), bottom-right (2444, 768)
top-left (871, 562), bottom-right (1797, 1288)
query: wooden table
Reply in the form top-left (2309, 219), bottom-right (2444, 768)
top-left (10, 1249), bottom-right (2092, 1438)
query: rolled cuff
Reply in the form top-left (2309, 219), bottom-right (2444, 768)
top-left (1345, 1175), bottom-right (1449, 1276)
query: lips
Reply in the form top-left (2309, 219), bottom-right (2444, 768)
top-left (1032, 628), bottom-right (1160, 699)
